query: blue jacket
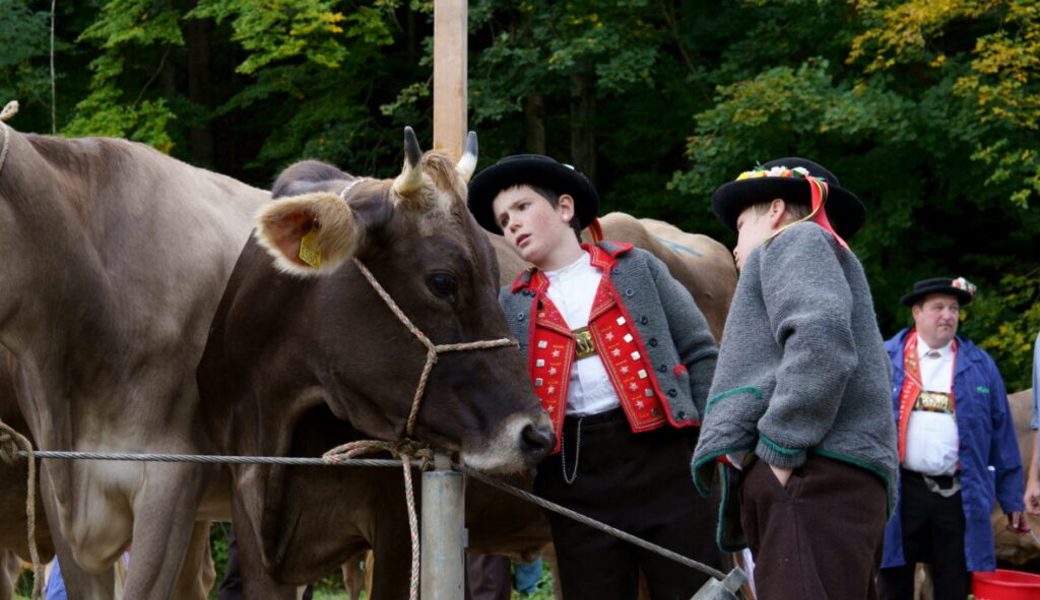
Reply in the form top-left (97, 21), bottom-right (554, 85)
top-left (882, 328), bottom-right (1024, 571)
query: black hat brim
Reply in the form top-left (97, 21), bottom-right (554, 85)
top-left (900, 287), bottom-right (973, 307)
top-left (468, 156), bottom-right (599, 232)
top-left (712, 176), bottom-right (866, 240)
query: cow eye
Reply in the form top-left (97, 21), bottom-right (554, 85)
top-left (427, 272), bottom-right (458, 304)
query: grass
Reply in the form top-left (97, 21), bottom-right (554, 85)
top-left (13, 554), bottom-right (556, 599)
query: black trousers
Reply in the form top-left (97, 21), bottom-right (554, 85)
top-left (464, 553), bottom-right (512, 600)
top-left (534, 409), bottom-right (721, 600)
top-left (878, 471), bottom-right (968, 600)
top-left (739, 454), bottom-right (888, 600)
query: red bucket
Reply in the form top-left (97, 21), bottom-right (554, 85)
top-left (973, 569), bottom-right (1040, 600)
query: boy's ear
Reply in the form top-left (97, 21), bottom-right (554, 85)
top-left (769, 198), bottom-right (789, 227)
top-left (557, 193), bottom-right (575, 222)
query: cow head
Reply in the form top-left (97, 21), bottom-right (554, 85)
top-left (252, 128), bottom-right (553, 473)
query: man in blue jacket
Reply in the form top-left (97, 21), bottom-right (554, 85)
top-left (879, 277), bottom-right (1027, 600)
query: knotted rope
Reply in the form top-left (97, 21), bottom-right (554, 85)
top-left (0, 100), bottom-right (18, 179)
top-left (320, 249), bottom-right (517, 600)
top-left (0, 418), bottom-right (43, 600)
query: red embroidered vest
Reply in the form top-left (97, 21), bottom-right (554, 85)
top-left (514, 244), bottom-right (670, 453)
top-left (896, 330), bottom-right (958, 462)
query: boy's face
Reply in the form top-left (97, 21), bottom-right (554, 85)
top-left (492, 185), bottom-right (575, 269)
top-left (733, 202), bottom-right (781, 271)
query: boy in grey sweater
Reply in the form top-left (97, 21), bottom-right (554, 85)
top-left (691, 158), bottom-right (898, 600)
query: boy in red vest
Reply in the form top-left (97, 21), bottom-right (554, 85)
top-left (468, 155), bottom-right (721, 599)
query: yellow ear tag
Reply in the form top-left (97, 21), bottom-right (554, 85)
top-left (298, 227), bottom-right (322, 268)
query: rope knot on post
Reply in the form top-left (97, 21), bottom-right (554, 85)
top-left (320, 438), bottom-right (433, 470)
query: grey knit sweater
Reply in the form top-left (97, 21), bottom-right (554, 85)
top-left (691, 222), bottom-right (898, 549)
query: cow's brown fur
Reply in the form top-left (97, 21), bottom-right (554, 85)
top-left (0, 122), bottom-right (268, 598)
top-left (196, 138), bottom-right (554, 598)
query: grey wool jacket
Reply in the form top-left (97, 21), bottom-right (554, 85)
top-left (691, 222), bottom-right (898, 550)
top-left (499, 242), bottom-right (718, 426)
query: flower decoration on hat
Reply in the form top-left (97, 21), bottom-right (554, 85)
top-left (950, 277), bottom-right (977, 298)
top-left (734, 165), bottom-right (818, 181)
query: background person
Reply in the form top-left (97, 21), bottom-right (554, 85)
top-left (879, 277), bottom-right (1027, 600)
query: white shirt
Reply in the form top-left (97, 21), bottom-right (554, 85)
top-left (903, 335), bottom-right (959, 476)
top-left (544, 252), bottom-right (620, 416)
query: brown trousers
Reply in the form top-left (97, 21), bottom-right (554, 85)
top-left (740, 454), bottom-right (887, 600)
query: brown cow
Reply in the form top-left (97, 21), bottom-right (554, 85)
top-left (195, 129), bottom-right (555, 598)
top-left (993, 389), bottom-right (1040, 565)
top-left (0, 116), bottom-right (268, 598)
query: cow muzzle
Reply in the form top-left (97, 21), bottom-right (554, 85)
top-left (520, 421), bottom-right (554, 467)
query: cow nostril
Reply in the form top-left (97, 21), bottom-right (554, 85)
top-left (520, 423), bottom-right (554, 464)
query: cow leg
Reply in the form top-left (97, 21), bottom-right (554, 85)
top-left (38, 469), bottom-right (116, 600)
top-left (169, 521), bottom-right (216, 600)
top-left (229, 495), bottom-right (297, 600)
top-left (119, 463), bottom-right (206, 599)
top-left (0, 549), bottom-right (20, 600)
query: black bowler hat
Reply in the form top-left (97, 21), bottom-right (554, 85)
top-left (711, 157), bottom-right (866, 240)
top-left (901, 277), bottom-right (977, 306)
top-left (467, 154), bottom-right (600, 233)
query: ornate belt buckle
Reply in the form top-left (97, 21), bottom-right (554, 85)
top-left (915, 391), bottom-right (953, 414)
top-left (572, 326), bottom-right (596, 360)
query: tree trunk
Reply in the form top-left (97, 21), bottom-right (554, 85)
top-left (569, 64), bottom-right (595, 182)
top-left (524, 93), bottom-right (545, 154)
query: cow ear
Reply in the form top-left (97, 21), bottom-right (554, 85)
top-left (254, 192), bottom-right (362, 276)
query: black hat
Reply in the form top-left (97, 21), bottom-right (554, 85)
top-left (468, 154), bottom-right (600, 232)
top-left (711, 157), bottom-right (866, 239)
top-left (901, 277), bottom-right (977, 306)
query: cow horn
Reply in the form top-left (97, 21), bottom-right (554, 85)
top-left (392, 126), bottom-right (424, 195)
top-left (457, 131), bottom-right (478, 182)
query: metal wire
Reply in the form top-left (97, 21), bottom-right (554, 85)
top-left (16, 450), bottom-right (403, 468)
top-left (456, 462), bottom-right (728, 582)
top-left (14, 447), bottom-right (725, 581)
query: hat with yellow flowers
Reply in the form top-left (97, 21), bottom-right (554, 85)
top-left (711, 157), bottom-right (866, 240)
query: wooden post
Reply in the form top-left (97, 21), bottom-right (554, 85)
top-left (424, 4), bottom-right (468, 596)
top-left (432, 0), bottom-right (467, 158)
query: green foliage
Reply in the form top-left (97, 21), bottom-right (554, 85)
top-left (208, 521), bottom-right (232, 599)
top-left (960, 272), bottom-right (1040, 392)
top-left (188, 0), bottom-right (355, 74)
top-left (0, 0), bottom-right (56, 130)
top-left (0, 0), bottom-right (50, 70)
